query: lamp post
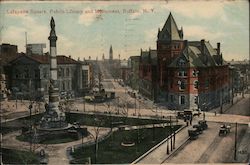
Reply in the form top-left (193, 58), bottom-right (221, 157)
top-left (234, 122), bottom-right (238, 161)
top-left (29, 103), bottom-right (33, 152)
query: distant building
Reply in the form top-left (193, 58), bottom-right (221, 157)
top-left (0, 43), bottom-right (17, 57)
top-left (228, 59), bottom-right (249, 91)
top-left (109, 45), bottom-right (113, 62)
top-left (8, 54), bottom-right (88, 100)
top-left (120, 59), bottom-right (130, 84)
top-left (139, 49), bottom-right (157, 100)
top-left (81, 62), bottom-right (92, 92)
top-left (0, 65), bottom-right (8, 100)
top-left (138, 13), bottom-right (230, 110)
top-left (26, 43), bottom-right (46, 55)
top-left (129, 56), bottom-right (140, 90)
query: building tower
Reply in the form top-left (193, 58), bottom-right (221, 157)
top-left (40, 17), bottom-right (67, 129)
top-left (109, 45), bottom-right (113, 61)
top-left (157, 12), bottom-right (184, 88)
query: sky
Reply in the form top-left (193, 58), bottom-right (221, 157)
top-left (0, 0), bottom-right (249, 61)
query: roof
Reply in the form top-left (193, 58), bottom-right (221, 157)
top-left (169, 46), bottom-right (205, 68)
top-left (0, 53), bottom-right (21, 66)
top-left (169, 40), bottom-right (227, 68)
top-left (10, 54), bottom-right (80, 65)
top-left (140, 49), bottom-right (157, 65)
top-left (158, 13), bottom-right (183, 41)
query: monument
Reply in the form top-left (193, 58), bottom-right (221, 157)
top-left (39, 17), bottom-right (68, 130)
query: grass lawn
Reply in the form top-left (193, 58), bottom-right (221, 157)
top-left (66, 112), bottom-right (170, 127)
top-left (2, 148), bottom-right (40, 164)
top-left (71, 125), bottom-right (181, 164)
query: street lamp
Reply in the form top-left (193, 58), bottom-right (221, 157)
top-left (29, 103), bottom-right (33, 152)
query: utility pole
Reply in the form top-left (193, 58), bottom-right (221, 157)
top-left (234, 122), bottom-right (237, 161)
top-left (0, 95), bottom-right (2, 165)
top-left (220, 88), bottom-right (223, 114)
top-left (134, 96), bottom-right (136, 115)
top-left (170, 116), bottom-right (173, 151)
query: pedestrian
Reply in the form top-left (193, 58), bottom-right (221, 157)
top-left (190, 116), bottom-right (193, 125)
top-left (186, 121), bottom-right (189, 126)
top-left (214, 111), bottom-right (217, 116)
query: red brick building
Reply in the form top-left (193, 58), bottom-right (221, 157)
top-left (139, 13), bottom-right (230, 110)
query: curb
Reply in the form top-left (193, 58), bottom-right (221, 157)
top-left (161, 137), bottom-right (190, 163)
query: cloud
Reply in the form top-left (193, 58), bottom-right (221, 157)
top-left (129, 2), bottom-right (155, 19)
top-left (184, 25), bottom-right (224, 41)
top-left (78, 7), bottom-right (101, 26)
top-left (162, 1), bottom-right (227, 19)
top-left (144, 28), bottom-right (158, 42)
top-left (57, 35), bottom-right (74, 55)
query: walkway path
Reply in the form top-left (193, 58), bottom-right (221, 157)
top-left (2, 126), bottom-right (111, 165)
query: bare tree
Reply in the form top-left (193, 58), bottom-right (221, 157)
top-left (89, 116), bottom-right (105, 164)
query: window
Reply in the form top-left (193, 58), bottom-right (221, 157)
top-left (194, 80), bottom-right (199, 89)
top-left (58, 68), bottom-right (62, 78)
top-left (24, 68), bottom-right (29, 78)
top-left (178, 70), bottom-right (187, 77)
top-left (194, 96), bottom-right (198, 104)
top-left (43, 68), bottom-right (47, 78)
top-left (178, 80), bottom-right (186, 90)
top-left (35, 69), bottom-right (40, 78)
top-left (68, 81), bottom-right (70, 90)
top-left (178, 59), bottom-right (186, 66)
top-left (170, 95), bottom-right (174, 102)
top-left (14, 69), bottom-right (19, 78)
top-left (62, 82), bottom-right (65, 91)
top-left (180, 96), bottom-right (185, 105)
top-left (192, 70), bottom-right (199, 77)
top-left (66, 68), bottom-right (70, 77)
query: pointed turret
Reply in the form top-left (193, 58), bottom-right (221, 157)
top-left (109, 45), bottom-right (113, 61)
top-left (158, 12), bottom-right (183, 41)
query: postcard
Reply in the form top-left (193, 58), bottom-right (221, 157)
top-left (0, 1), bottom-right (249, 165)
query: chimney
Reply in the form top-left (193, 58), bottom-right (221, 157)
top-left (157, 28), bottom-right (160, 38)
top-left (184, 40), bottom-right (188, 48)
top-left (201, 39), bottom-right (207, 64)
top-left (217, 42), bottom-right (220, 56)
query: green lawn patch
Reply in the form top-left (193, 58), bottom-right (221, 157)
top-left (2, 148), bottom-right (40, 164)
top-left (66, 112), bottom-right (169, 127)
top-left (71, 125), bottom-right (181, 164)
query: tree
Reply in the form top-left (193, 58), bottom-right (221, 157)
top-left (89, 116), bottom-right (105, 164)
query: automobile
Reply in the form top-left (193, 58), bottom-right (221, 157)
top-left (219, 124), bottom-right (231, 136)
top-left (193, 124), bottom-right (203, 134)
top-left (193, 109), bottom-right (202, 117)
top-left (188, 128), bottom-right (199, 140)
top-left (177, 112), bottom-right (184, 119)
top-left (198, 120), bottom-right (208, 130)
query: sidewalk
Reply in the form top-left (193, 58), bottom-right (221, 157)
top-left (210, 94), bottom-right (244, 114)
top-left (134, 123), bottom-right (192, 164)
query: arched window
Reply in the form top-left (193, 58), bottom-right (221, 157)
top-left (178, 80), bottom-right (186, 90)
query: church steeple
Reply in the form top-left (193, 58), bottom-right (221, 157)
top-left (158, 12), bottom-right (183, 41)
top-left (109, 45), bottom-right (113, 61)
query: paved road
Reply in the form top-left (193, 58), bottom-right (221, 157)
top-left (164, 122), bottom-right (249, 164)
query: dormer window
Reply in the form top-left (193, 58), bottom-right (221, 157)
top-left (178, 58), bottom-right (186, 66)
